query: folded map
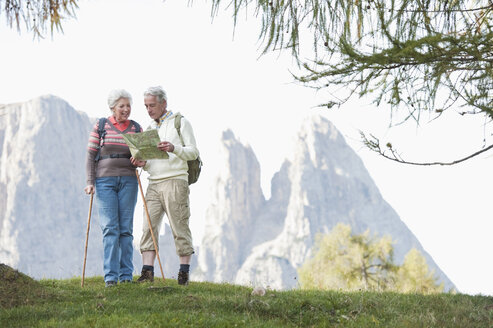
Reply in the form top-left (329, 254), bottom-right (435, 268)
top-left (121, 130), bottom-right (169, 160)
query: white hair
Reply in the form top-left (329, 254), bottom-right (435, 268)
top-left (144, 86), bottom-right (167, 104)
top-left (107, 89), bottom-right (133, 109)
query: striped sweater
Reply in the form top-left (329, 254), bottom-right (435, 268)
top-left (85, 117), bottom-right (142, 185)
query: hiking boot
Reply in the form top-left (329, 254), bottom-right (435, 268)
top-left (177, 271), bottom-right (189, 286)
top-left (105, 281), bottom-right (117, 288)
top-left (137, 269), bottom-right (154, 283)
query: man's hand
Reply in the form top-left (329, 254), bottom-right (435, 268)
top-left (157, 141), bottom-right (175, 153)
top-left (131, 157), bottom-right (147, 167)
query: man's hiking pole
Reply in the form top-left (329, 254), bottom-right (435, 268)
top-left (135, 169), bottom-right (165, 281)
top-left (81, 192), bottom-right (94, 287)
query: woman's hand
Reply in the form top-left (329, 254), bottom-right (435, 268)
top-left (84, 185), bottom-right (95, 194)
top-left (157, 141), bottom-right (174, 152)
top-left (130, 157), bottom-right (147, 167)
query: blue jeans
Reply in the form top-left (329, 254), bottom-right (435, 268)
top-left (95, 176), bottom-right (138, 282)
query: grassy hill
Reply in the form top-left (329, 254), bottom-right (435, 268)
top-left (1, 265), bottom-right (493, 327)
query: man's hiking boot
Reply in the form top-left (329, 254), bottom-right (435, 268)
top-left (137, 269), bottom-right (154, 283)
top-left (177, 271), bottom-right (189, 286)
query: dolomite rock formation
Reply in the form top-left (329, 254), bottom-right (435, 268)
top-left (0, 95), bottom-right (103, 279)
top-left (196, 115), bottom-right (455, 291)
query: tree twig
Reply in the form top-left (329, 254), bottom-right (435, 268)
top-left (361, 132), bottom-right (493, 165)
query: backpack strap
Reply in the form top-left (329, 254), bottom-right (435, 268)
top-left (131, 120), bottom-right (142, 133)
top-left (173, 113), bottom-right (202, 185)
top-left (98, 117), bottom-right (107, 138)
top-left (174, 113), bottom-right (185, 147)
top-left (94, 117), bottom-right (107, 162)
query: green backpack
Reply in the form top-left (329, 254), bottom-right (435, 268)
top-left (174, 113), bottom-right (202, 185)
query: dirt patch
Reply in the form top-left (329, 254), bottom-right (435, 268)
top-left (0, 263), bottom-right (48, 309)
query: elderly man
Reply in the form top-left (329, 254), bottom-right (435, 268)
top-left (131, 86), bottom-right (199, 285)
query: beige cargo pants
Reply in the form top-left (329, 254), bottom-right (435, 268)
top-left (139, 179), bottom-right (194, 256)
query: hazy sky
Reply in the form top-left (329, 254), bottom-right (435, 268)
top-left (1, 0), bottom-right (492, 296)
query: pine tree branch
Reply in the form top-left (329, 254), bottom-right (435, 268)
top-left (361, 132), bottom-right (493, 166)
top-left (1, 0), bottom-right (79, 38)
top-left (393, 4), bottom-right (493, 13)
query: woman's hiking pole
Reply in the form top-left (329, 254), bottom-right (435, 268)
top-left (135, 169), bottom-right (165, 281)
top-left (81, 192), bottom-right (94, 287)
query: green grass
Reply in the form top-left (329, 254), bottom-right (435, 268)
top-left (1, 275), bottom-right (493, 327)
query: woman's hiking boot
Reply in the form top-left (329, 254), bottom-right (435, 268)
top-left (105, 281), bottom-right (117, 288)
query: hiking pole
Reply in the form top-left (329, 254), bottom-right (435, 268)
top-left (135, 169), bottom-right (165, 281)
top-left (81, 192), bottom-right (94, 287)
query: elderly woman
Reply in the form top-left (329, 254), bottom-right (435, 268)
top-left (84, 89), bottom-right (142, 287)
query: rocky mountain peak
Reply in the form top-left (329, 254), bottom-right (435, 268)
top-left (196, 114), bottom-right (455, 291)
top-left (0, 95), bottom-right (102, 278)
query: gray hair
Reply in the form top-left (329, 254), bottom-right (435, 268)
top-left (107, 89), bottom-right (133, 109)
top-left (144, 86), bottom-right (167, 104)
